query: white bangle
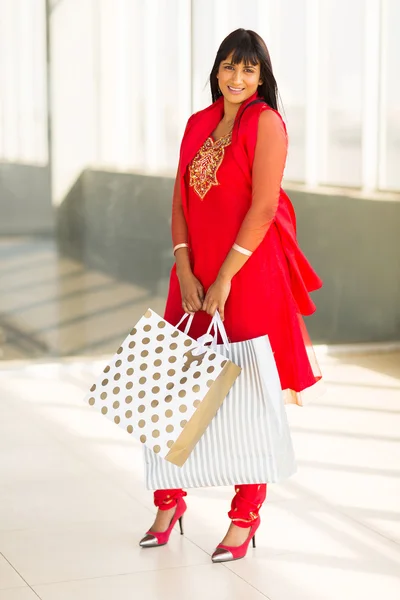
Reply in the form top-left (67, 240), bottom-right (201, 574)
top-left (173, 243), bottom-right (189, 255)
top-left (232, 243), bottom-right (253, 257)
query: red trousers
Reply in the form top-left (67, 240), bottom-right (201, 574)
top-left (154, 484), bottom-right (267, 528)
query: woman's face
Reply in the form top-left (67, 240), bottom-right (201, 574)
top-left (217, 52), bottom-right (262, 104)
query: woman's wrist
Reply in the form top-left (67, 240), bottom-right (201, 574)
top-left (173, 243), bottom-right (189, 255)
top-left (216, 270), bottom-right (232, 284)
top-left (176, 262), bottom-right (192, 279)
top-left (174, 242), bottom-right (192, 279)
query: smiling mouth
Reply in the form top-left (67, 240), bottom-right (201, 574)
top-left (227, 86), bottom-right (245, 93)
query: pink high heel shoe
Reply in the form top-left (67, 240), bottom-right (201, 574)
top-left (139, 497), bottom-right (187, 548)
top-left (211, 517), bottom-right (261, 563)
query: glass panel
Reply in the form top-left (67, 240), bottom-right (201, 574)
top-left (0, 0), bottom-right (47, 164)
top-left (96, 0), bottom-right (190, 174)
top-left (222, 0), bottom-right (258, 30)
top-left (320, 0), bottom-right (364, 187)
top-left (275, 0), bottom-right (307, 182)
top-left (192, 0), bottom-right (219, 112)
top-left (161, 0), bottom-right (192, 172)
top-left (379, 0), bottom-right (400, 191)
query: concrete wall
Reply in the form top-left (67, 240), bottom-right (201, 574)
top-left (291, 189), bottom-right (400, 343)
top-left (0, 164), bottom-right (53, 235)
top-left (56, 172), bottom-right (400, 344)
top-left (57, 169), bottom-right (174, 295)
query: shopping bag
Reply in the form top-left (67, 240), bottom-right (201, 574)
top-left (84, 308), bottom-right (241, 466)
top-left (144, 332), bottom-right (297, 488)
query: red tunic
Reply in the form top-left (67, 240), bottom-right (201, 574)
top-left (164, 93), bottom-right (323, 406)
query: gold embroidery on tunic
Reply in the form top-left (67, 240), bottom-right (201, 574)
top-left (189, 133), bottom-right (232, 200)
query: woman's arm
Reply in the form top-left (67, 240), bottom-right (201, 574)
top-left (171, 164), bottom-right (192, 276)
top-left (221, 109), bottom-right (287, 278)
top-left (171, 164), bottom-right (204, 313)
top-left (202, 109), bottom-right (288, 319)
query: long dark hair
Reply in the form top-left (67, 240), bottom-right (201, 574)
top-left (209, 29), bottom-right (279, 111)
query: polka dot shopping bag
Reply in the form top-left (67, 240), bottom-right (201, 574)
top-left (84, 308), bottom-right (241, 466)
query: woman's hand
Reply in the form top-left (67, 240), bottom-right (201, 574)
top-left (202, 275), bottom-right (231, 321)
top-left (177, 267), bottom-right (205, 314)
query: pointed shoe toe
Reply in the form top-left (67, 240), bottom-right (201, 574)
top-left (211, 547), bottom-right (234, 563)
top-left (211, 517), bottom-right (261, 563)
top-left (139, 533), bottom-right (162, 548)
top-left (138, 497), bottom-right (187, 548)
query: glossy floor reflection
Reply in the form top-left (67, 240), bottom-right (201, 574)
top-left (0, 350), bottom-right (399, 599)
top-left (0, 237), bottom-right (167, 360)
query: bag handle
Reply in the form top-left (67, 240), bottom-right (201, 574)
top-left (176, 311), bottom-right (230, 353)
top-left (206, 311), bottom-right (230, 352)
top-left (175, 312), bottom-right (195, 335)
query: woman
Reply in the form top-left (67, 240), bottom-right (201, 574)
top-left (139, 28), bottom-right (323, 562)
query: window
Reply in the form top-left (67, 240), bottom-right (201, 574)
top-left (379, 0), bottom-right (400, 191)
top-left (320, 0), bottom-right (364, 187)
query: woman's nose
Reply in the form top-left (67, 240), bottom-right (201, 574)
top-left (232, 72), bottom-right (243, 84)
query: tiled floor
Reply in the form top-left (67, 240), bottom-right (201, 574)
top-left (0, 351), bottom-right (400, 599)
